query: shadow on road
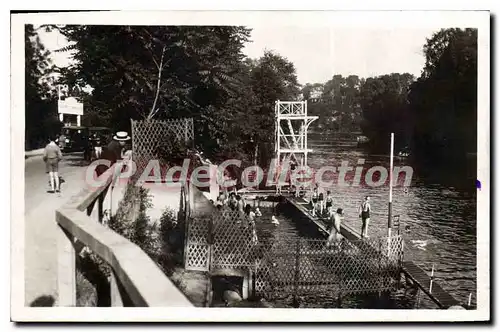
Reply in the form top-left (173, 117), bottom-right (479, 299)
top-left (29, 295), bottom-right (55, 307)
top-left (63, 152), bottom-right (91, 167)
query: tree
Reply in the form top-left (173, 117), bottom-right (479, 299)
top-left (248, 51), bottom-right (301, 166)
top-left (25, 25), bottom-right (62, 149)
top-left (358, 73), bottom-right (415, 152)
top-left (409, 28), bottom-right (477, 170)
top-left (54, 25), bottom-right (251, 156)
top-left (303, 75), bottom-right (363, 134)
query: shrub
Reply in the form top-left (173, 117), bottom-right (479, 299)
top-left (158, 207), bottom-right (186, 275)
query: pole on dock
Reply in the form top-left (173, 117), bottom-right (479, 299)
top-left (429, 264), bottom-right (435, 293)
top-left (387, 133), bottom-right (395, 255)
top-left (388, 133), bottom-right (394, 236)
top-left (293, 237), bottom-right (300, 308)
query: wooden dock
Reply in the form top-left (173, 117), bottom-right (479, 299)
top-left (402, 261), bottom-right (460, 309)
top-left (286, 196), bottom-right (363, 241)
top-left (284, 196), bottom-right (464, 309)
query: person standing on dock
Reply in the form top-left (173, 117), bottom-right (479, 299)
top-left (325, 191), bottom-right (333, 214)
top-left (326, 208), bottom-right (344, 247)
top-left (236, 195), bottom-right (245, 220)
top-left (310, 187), bottom-right (319, 215)
top-left (244, 204), bottom-right (259, 245)
top-left (358, 196), bottom-right (371, 238)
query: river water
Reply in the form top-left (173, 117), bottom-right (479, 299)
top-left (255, 133), bottom-right (477, 309)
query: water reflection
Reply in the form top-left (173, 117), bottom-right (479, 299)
top-left (255, 136), bottom-right (476, 308)
top-left (307, 137), bottom-right (477, 307)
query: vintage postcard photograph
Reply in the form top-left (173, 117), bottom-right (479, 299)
top-left (10, 10), bottom-right (490, 322)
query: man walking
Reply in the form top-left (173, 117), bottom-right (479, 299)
top-left (43, 136), bottom-right (63, 193)
top-left (358, 196), bottom-right (371, 239)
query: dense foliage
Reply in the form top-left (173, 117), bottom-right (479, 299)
top-left (409, 28), bottom-right (477, 171)
top-left (45, 25), bottom-right (300, 167)
top-left (358, 73), bottom-right (415, 152)
top-left (25, 25), bottom-right (63, 149)
top-left (302, 75), bottom-right (364, 134)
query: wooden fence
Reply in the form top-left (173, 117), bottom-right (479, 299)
top-left (56, 163), bottom-right (193, 306)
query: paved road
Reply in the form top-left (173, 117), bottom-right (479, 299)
top-left (24, 153), bottom-right (89, 306)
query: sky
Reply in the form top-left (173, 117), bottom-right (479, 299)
top-left (243, 26), bottom-right (438, 84)
top-left (36, 26), bottom-right (439, 85)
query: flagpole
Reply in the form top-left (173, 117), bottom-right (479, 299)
top-left (388, 133), bottom-right (394, 239)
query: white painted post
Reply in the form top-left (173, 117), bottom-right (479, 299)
top-left (242, 273), bottom-right (249, 300)
top-left (387, 133), bottom-right (394, 256)
top-left (57, 226), bottom-right (76, 306)
top-left (209, 164), bottom-right (219, 202)
top-left (429, 264), bottom-right (435, 293)
top-left (110, 271), bottom-right (124, 306)
top-left (77, 115), bottom-right (81, 126)
top-left (304, 101), bottom-right (308, 167)
top-left (468, 293), bottom-right (472, 307)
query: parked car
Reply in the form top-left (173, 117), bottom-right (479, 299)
top-left (58, 126), bottom-right (89, 152)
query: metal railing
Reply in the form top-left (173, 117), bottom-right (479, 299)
top-left (55, 164), bottom-right (193, 307)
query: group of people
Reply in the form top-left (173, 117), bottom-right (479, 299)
top-left (215, 191), bottom-right (269, 224)
top-left (309, 186), bottom-right (334, 217)
top-left (43, 130), bottom-right (133, 193)
top-left (325, 195), bottom-right (371, 247)
top-left (302, 185), bottom-right (372, 246)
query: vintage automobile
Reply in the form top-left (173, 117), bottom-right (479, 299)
top-left (58, 126), bottom-right (92, 160)
top-left (58, 126), bottom-right (88, 152)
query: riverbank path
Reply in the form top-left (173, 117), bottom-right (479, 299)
top-left (24, 153), bottom-right (89, 306)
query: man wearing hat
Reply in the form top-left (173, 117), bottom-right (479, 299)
top-left (95, 131), bottom-right (131, 176)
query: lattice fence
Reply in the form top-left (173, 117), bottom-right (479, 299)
top-left (184, 207), bottom-right (257, 271)
top-left (210, 208), bottom-right (257, 270)
top-left (254, 235), bottom-right (404, 299)
top-left (183, 203), bottom-right (404, 297)
top-left (131, 118), bottom-right (194, 180)
top-left (184, 215), bottom-right (210, 271)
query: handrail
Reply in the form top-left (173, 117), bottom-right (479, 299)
top-left (56, 164), bottom-right (193, 306)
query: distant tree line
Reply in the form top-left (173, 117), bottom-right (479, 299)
top-left (301, 28), bottom-right (477, 176)
top-left (27, 26), bottom-right (476, 178)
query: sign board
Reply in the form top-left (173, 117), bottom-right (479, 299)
top-left (58, 97), bottom-right (84, 116)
